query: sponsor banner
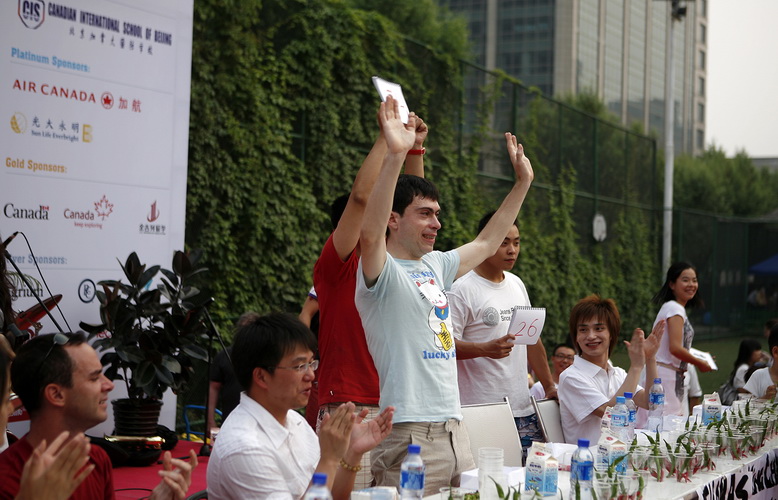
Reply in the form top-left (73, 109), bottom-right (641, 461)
top-left (12, 0), bottom-right (178, 91)
top-left (4, 67), bottom-right (175, 185)
top-left (695, 449), bottom-right (778, 500)
top-left (2, 178), bottom-right (172, 270)
top-left (0, 0), bottom-right (193, 436)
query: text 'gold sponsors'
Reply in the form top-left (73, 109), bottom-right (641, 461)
top-left (5, 157), bottom-right (67, 174)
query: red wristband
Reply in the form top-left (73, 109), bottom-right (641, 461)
top-left (407, 147), bottom-right (426, 156)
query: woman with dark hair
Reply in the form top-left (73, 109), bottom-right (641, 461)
top-left (731, 339), bottom-right (764, 392)
top-left (650, 262), bottom-right (712, 417)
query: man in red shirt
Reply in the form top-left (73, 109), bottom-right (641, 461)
top-left (313, 107), bottom-right (426, 488)
top-left (0, 333), bottom-right (197, 500)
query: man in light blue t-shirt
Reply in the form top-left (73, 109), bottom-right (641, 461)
top-left (355, 95), bottom-right (535, 494)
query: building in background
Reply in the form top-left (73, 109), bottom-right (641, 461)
top-left (439, 0), bottom-right (707, 156)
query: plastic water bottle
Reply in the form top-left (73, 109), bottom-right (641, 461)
top-left (400, 444), bottom-right (425, 500)
top-left (570, 439), bottom-right (593, 500)
top-left (648, 378), bottom-right (665, 432)
top-left (623, 392), bottom-right (637, 441)
top-left (610, 396), bottom-right (628, 441)
top-left (304, 473), bottom-right (332, 500)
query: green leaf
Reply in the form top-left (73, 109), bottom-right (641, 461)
top-left (162, 356), bottom-right (182, 373)
top-left (134, 362), bottom-right (156, 389)
top-left (182, 344), bottom-right (209, 361)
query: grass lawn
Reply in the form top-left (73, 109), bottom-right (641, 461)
top-left (609, 337), bottom-right (757, 396)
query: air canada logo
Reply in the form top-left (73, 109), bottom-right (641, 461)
top-left (94, 195), bottom-right (113, 220)
top-left (18, 0), bottom-right (45, 29)
top-left (101, 92), bottom-right (114, 109)
top-left (10, 113), bottom-right (27, 134)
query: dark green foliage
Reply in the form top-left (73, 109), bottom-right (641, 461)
top-left (186, 0), bottom-right (669, 348)
top-left (80, 251), bottom-right (211, 400)
top-left (675, 146), bottom-right (778, 217)
top-left (188, 0), bottom-right (474, 333)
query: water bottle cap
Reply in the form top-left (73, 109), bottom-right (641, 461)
top-left (578, 439), bottom-right (590, 447)
top-left (312, 473), bottom-right (327, 485)
top-left (616, 396), bottom-right (625, 404)
top-left (654, 378), bottom-right (662, 384)
top-left (624, 392), bottom-right (633, 398)
top-left (408, 444), bottom-right (421, 454)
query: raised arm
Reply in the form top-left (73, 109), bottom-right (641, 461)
top-left (359, 96), bottom-right (417, 287)
top-left (455, 133), bottom-right (534, 278)
top-left (403, 115), bottom-right (427, 177)
top-left (331, 128), bottom-right (387, 261)
top-left (633, 321), bottom-right (664, 409)
top-left (298, 294), bottom-right (319, 327)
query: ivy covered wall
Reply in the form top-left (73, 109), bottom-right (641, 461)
top-left (187, 0), bottom-right (665, 345)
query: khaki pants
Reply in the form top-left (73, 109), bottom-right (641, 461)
top-left (371, 420), bottom-right (475, 497)
top-left (318, 403), bottom-right (380, 490)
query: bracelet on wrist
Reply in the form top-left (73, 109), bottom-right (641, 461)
top-left (339, 458), bottom-right (362, 472)
top-left (407, 147), bottom-right (426, 156)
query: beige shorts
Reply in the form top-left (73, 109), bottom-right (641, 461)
top-left (370, 420), bottom-right (475, 497)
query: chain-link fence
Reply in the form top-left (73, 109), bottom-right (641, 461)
top-left (454, 55), bottom-right (778, 341)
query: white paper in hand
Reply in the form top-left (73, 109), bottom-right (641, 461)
top-left (507, 307), bottom-right (546, 345)
top-left (689, 347), bottom-right (718, 371)
top-left (372, 76), bottom-right (410, 124)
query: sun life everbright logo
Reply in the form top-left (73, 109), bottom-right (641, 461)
top-left (18, 0), bottom-right (45, 29)
top-left (10, 113), bottom-right (27, 134)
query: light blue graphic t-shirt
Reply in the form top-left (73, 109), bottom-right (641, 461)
top-left (355, 250), bottom-right (461, 423)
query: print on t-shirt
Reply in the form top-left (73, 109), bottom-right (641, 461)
top-left (411, 271), bottom-right (454, 352)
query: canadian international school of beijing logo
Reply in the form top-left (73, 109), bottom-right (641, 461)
top-left (19, 0), bottom-right (45, 29)
top-left (10, 113), bottom-right (27, 134)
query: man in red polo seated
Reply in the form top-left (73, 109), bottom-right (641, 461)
top-left (0, 332), bottom-right (198, 500)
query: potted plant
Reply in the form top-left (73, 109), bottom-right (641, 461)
top-left (80, 250), bottom-right (210, 436)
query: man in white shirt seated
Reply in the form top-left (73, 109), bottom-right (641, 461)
top-left (207, 313), bottom-right (394, 500)
top-left (743, 324), bottom-right (778, 400)
top-left (557, 295), bottom-right (663, 444)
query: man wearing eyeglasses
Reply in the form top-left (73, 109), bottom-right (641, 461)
top-left (448, 212), bottom-right (556, 460)
top-left (207, 313), bottom-right (394, 500)
top-left (0, 332), bottom-right (198, 500)
top-left (530, 344), bottom-right (576, 400)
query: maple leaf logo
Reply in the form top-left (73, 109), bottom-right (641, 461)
top-left (101, 92), bottom-right (114, 109)
top-left (94, 195), bottom-right (114, 220)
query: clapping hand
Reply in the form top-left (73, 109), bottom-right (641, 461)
top-left (643, 320), bottom-right (665, 359)
top-left (624, 328), bottom-right (647, 368)
top-left (318, 402), bottom-right (357, 464)
top-left (149, 449), bottom-right (198, 500)
top-left (16, 431), bottom-right (93, 500)
top-left (347, 406), bottom-right (395, 456)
